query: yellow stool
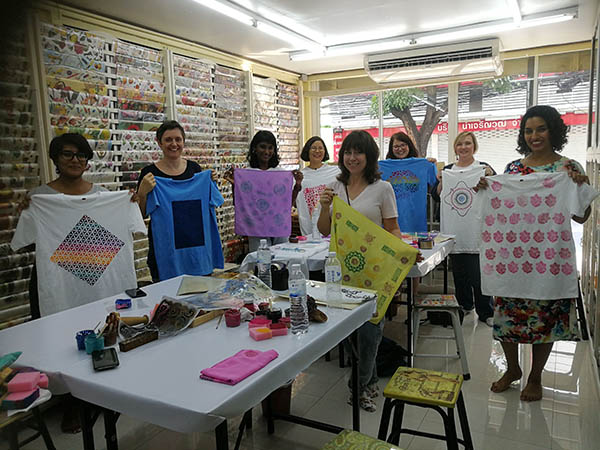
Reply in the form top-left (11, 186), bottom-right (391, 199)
top-left (377, 367), bottom-right (473, 450)
top-left (322, 429), bottom-right (404, 449)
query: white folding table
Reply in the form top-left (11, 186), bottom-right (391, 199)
top-left (0, 275), bottom-right (374, 449)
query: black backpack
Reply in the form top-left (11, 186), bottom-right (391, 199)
top-left (376, 336), bottom-right (409, 377)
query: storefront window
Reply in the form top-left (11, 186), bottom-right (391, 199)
top-left (320, 92), bottom-right (378, 161)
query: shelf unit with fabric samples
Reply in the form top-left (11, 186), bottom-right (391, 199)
top-left (113, 39), bottom-right (167, 281)
top-left (252, 76), bottom-right (278, 137)
top-left (41, 23), bottom-right (118, 188)
top-left (277, 81), bottom-right (301, 168)
top-left (0, 20), bottom-right (40, 329)
top-left (214, 65), bottom-right (250, 261)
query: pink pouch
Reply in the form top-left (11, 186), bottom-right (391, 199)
top-left (200, 349), bottom-right (278, 385)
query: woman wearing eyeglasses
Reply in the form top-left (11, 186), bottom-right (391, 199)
top-left (16, 133), bottom-right (107, 434)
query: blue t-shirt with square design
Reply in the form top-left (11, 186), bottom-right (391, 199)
top-left (147, 171), bottom-right (224, 280)
top-left (379, 158), bottom-right (438, 233)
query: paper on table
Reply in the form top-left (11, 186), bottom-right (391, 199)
top-left (177, 276), bottom-right (226, 296)
top-left (434, 234), bottom-right (455, 244)
top-left (306, 281), bottom-right (377, 308)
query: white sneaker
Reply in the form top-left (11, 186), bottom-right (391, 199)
top-left (485, 317), bottom-right (494, 327)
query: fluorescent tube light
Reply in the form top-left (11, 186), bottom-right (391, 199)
top-left (255, 21), bottom-right (323, 52)
top-left (289, 6), bottom-right (577, 61)
top-left (193, 0), bottom-right (254, 26)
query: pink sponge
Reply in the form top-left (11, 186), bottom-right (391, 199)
top-left (38, 373), bottom-right (49, 389)
top-left (7, 372), bottom-right (41, 392)
top-left (1, 388), bottom-right (40, 410)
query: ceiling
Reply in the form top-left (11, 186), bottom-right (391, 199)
top-left (62, 0), bottom-right (599, 75)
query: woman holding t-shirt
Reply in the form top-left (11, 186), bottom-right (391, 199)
top-left (432, 131), bottom-right (495, 325)
top-left (137, 120), bottom-right (208, 282)
top-left (477, 105), bottom-right (593, 402)
top-left (318, 130), bottom-right (404, 413)
top-left (225, 130), bottom-right (303, 252)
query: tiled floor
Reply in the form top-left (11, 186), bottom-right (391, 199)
top-left (4, 307), bottom-right (600, 450)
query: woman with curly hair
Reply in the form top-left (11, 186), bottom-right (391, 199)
top-left (477, 105), bottom-right (593, 402)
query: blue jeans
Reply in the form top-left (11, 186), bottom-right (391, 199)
top-left (345, 320), bottom-right (384, 390)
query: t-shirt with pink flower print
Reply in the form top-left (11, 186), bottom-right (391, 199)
top-left (479, 171), bottom-right (598, 300)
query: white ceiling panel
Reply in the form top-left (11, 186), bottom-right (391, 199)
top-left (61, 0), bottom-right (599, 74)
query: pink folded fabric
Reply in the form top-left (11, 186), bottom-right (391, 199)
top-left (200, 349), bottom-right (279, 385)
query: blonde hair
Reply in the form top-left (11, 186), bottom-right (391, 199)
top-left (453, 131), bottom-right (478, 153)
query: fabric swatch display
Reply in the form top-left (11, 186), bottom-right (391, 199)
top-left (330, 197), bottom-right (419, 324)
top-left (479, 172), bottom-right (598, 299)
top-left (11, 191), bottom-right (146, 316)
top-left (378, 158), bottom-right (438, 233)
top-left (297, 165), bottom-right (340, 236)
top-left (440, 166), bottom-right (485, 253)
top-left (234, 168), bottom-right (293, 237)
top-left (147, 171), bottom-right (224, 280)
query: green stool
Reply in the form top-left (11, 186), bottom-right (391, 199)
top-left (377, 367), bottom-right (473, 450)
top-left (322, 429), bottom-right (404, 449)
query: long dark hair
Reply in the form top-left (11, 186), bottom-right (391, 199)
top-left (248, 130), bottom-right (280, 168)
top-left (300, 136), bottom-right (329, 162)
top-left (517, 105), bottom-right (568, 155)
top-left (385, 131), bottom-right (418, 159)
top-left (337, 130), bottom-right (381, 185)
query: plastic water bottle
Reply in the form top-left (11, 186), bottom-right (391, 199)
top-left (325, 251), bottom-right (343, 305)
top-left (311, 212), bottom-right (321, 241)
top-left (289, 264), bottom-right (309, 335)
top-left (257, 239), bottom-right (272, 289)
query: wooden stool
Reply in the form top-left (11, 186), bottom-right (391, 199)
top-left (412, 294), bottom-right (470, 380)
top-left (378, 367), bottom-right (473, 450)
top-left (322, 429), bottom-right (404, 449)
top-left (0, 406), bottom-right (56, 450)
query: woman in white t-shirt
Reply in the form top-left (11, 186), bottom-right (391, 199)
top-left (433, 131), bottom-right (495, 325)
top-left (296, 136), bottom-right (340, 236)
top-left (318, 130), bottom-right (402, 413)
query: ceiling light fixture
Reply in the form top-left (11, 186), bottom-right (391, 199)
top-left (289, 6), bottom-right (577, 61)
top-left (193, 0), bottom-right (254, 26)
top-left (194, 0), bottom-right (323, 52)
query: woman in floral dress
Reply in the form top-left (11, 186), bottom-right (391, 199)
top-left (477, 105), bottom-right (592, 402)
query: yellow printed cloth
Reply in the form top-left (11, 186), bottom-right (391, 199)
top-left (330, 196), bottom-right (418, 324)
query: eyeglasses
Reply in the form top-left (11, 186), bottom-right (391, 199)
top-left (393, 143), bottom-right (409, 150)
top-left (59, 150), bottom-right (89, 162)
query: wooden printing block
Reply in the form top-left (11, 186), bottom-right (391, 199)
top-left (118, 330), bottom-right (159, 352)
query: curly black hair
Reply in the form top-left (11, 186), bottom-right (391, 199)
top-left (337, 130), bottom-right (381, 185)
top-left (248, 130), bottom-right (280, 168)
top-left (300, 136), bottom-right (330, 162)
top-left (516, 105), bottom-right (569, 155)
top-left (385, 131), bottom-right (418, 159)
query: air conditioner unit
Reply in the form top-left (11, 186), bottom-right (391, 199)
top-left (364, 39), bottom-right (503, 85)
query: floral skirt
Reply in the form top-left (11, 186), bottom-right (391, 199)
top-left (492, 296), bottom-right (579, 344)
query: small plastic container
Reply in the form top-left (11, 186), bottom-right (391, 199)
top-left (249, 317), bottom-right (271, 328)
top-left (76, 330), bottom-right (95, 351)
top-left (267, 308), bottom-right (282, 323)
top-left (249, 327), bottom-right (272, 341)
top-left (225, 309), bottom-right (241, 327)
top-left (84, 333), bottom-right (104, 354)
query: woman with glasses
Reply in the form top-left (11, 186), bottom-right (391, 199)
top-left (16, 133), bottom-right (106, 433)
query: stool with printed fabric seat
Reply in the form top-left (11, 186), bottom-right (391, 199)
top-left (377, 366), bottom-right (473, 450)
top-left (412, 294), bottom-right (470, 380)
top-left (321, 429), bottom-right (404, 449)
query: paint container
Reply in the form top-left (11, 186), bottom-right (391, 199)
top-left (84, 333), bottom-right (104, 355)
top-left (76, 330), bottom-right (95, 351)
top-left (115, 298), bottom-right (132, 310)
top-left (418, 237), bottom-right (434, 249)
top-left (225, 309), bottom-right (241, 328)
top-left (243, 301), bottom-right (256, 312)
top-left (267, 308), bottom-right (282, 323)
